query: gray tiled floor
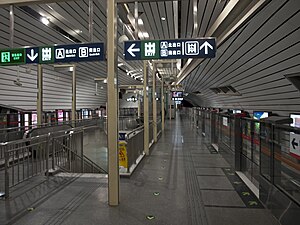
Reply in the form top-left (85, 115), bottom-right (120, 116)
top-left (3, 112), bottom-right (281, 225)
top-left (197, 176), bottom-right (235, 190)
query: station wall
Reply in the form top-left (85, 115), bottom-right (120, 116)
top-left (183, 0), bottom-right (300, 116)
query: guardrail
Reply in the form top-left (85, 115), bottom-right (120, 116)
top-left (0, 126), bottom-right (107, 199)
top-left (0, 117), bottom-right (104, 143)
top-left (125, 125), bottom-right (145, 173)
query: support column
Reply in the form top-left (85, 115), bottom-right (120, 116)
top-left (107, 0), bottom-right (119, 206)
top-left (153, 63), bottom-right (157, 142)
top-left (37, 65), bottom-right (43, 126)
top-left (143, 61), bottom-right (149, 155)
top-left (137, 96), bottom-right (141, 117)
top-left (169, 88), bottom-right (172, 120)
top-left (72, 65), bottom-right (76, 126)
top-left (9, 5), bottom-right (14, 48)
top-left (161, 77), bottom-right (165, 131)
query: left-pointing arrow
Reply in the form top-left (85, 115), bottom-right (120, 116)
top-left (127, 43), bottom-right (140, 57)
top-left (292, 138), bottom-right (298, 149)
top-left (200, 41), bottom-right (213, 55)
top-left (27, 49), bottom-right (38, 62)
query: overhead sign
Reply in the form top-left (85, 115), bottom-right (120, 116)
top-left (124, 38), bottom-right (216, 60)
top-left (26, 47), bottom-right (39, 64)
top-left (290, 132), bottom-right (300, 159)
top-left (0, 48), bottom-right (25, 66)
top-left (0, 43), bottom-right (105, 66)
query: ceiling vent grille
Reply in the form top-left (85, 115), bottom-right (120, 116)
top-left (285, 73), bottom-right (300, 92)
top-left (210, 85), bottom-right (241, 96)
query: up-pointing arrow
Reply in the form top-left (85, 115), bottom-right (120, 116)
top-left (27, 49), bottom-right (38, 62)
top-left (200, 41), bottom-right (214, 55)
top-left (127, 43), bottom-right (140, 57)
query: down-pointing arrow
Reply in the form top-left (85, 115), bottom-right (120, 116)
top-left (200, 41), bottom-right (213, 55)
top-left (292, 138), bottom-right (298, 149)
top-left (127, 43), bottom-right (140, 57)
top-left (27, 49), bottom-right (38, 62)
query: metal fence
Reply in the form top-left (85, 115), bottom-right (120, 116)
top-left (0, 117), bottom-right (105, 143)
top-left (126, 126), bottom-right (145, 173)
top-left (0, 127), bottom-right (107, 199)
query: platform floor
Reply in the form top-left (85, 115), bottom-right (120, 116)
top-left (3, 113), bottom-right (281, 225)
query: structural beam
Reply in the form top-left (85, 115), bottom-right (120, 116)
top-left (37, 65), bottom-right (43, 126)
top-left (143, 61), bottom-right (149, 155)
top-left (107, 0), bottom-right (119, 206)
top-left (72, 65), bottom-right (76, 126)
top-left (152, 63), bottom-right (157, 142)
top-left (161, 77), bottom-right (165, 131)
top-left (0, 0), bottom-right (72, 7)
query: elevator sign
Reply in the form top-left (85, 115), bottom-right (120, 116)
top-left (0, 42), bottom-right (105, 66)
top-left (124, 38), bottom-right (216, 60)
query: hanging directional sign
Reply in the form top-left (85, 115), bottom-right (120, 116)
top-left (0, 42), bottom-right (105, 66)
top-left (53, 43), bottom-right (105, 63)
top-left (26, 47), bottom-right (39, 64)
top-left (124, 38), bottom-right (216, 60)
top-left (0, 48), bottom-right (25, 66)
top-left (290, 132), bottom-right (300, 159)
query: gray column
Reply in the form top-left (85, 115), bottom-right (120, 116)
top-left (72, 65), bottom-right (76, 126)
top-left (37, 65), bottom-right (43, 126)
top-left (143, 61), bottom-right (149, 155)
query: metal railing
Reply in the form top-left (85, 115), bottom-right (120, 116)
top-left (0, 117), bottom-right (105, 143)
top-left (125, 125), bottom-right (145, 173)
top-left (0, 126), bottom-right (107, 199)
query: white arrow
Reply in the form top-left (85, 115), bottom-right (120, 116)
top-left (200, 41), bottom-right (214, 55)
top-left (127, 43), bottom-right (140, 57)
top-left (27, 49), bottom-right (38, 62)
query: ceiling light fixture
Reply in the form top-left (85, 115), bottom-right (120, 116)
top-left (161, 17), bottom-right (166, 21)
top-left (41, 17), bottom-right (50, 25)
top-left (138, 18), bottom-right (144, 25)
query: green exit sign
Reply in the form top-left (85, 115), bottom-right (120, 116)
top-left (0, 48), bottom-right (25, 66)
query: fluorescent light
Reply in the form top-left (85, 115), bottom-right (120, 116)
top-left (141, 32), bottom-right (149, 38)
top-left (138, 18), bottom-right (144, 25)
top-left (75, 29), bottom-right (82, 34)
top-left (41, 17), bottom-right (49, 25)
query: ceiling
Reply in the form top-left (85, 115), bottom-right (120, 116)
top-left (2, 0), bottom-right (299, 114)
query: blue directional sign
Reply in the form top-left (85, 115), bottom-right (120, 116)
top-left (26, 47), bottom-right (39, 64)
top-left (54, 43), bottom-right (105, 63)
top-left (124, 38), bottom-right (216, 60)
top-left (0, 42), bottom-right (105, 66)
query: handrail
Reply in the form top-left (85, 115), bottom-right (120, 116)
top-left (126, 125), bottom-right (144, 140)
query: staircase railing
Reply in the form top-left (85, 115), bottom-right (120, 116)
top-left (0, 126), bottom-right (107, 199)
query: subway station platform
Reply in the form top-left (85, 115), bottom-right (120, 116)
top-left (2, 113), bottom-right (280, 225)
